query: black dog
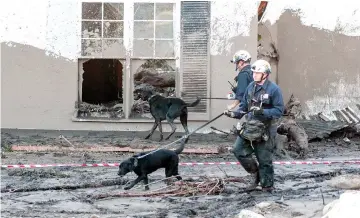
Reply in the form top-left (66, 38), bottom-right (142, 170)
top-left (117, 138), bottom-right (186, 190)
top-left (134, 84), bottom-right (201, 141)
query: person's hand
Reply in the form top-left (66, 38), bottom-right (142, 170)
top-left (251, 106), bottom-right (264, 116)
top-left (223, 110), bottom-right (235, 118)
top-left (227, 104), bottom-right (234, 110)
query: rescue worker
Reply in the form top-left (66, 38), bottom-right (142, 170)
top-left (224, 59), bottom-right (285, 192)
top-left (227, 50), bottom-right (254, 110)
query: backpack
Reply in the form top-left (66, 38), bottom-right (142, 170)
top-left (239, 119), bottom-right (267, 142)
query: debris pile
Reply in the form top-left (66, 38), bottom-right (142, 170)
top-left (76, 101), bottom-right (124, 119)
top-left (91, 177), bottom-right (245, 199)
top-left (295, 119), bottom-right (349, 140)
top-left (276, 94), bottom-right (360, 157)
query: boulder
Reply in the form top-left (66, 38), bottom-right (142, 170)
top-left (322, 191), bottom-right (360, 218)
top-left (236, 209), bottom-right (265, 218)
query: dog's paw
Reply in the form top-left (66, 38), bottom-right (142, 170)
top-left (144, 135), bottom-right (151, 140)
top-left (124, 186), bottom-right (131, 190)
top-left (145, 186), bottom-right (150, 191)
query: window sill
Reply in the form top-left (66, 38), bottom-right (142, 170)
top-left (71, 111), bottom-right (209, 123)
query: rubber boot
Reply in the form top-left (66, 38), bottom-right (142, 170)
top-left (245, 170), bottom-right (260, 191)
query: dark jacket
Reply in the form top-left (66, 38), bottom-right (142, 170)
top-left (234, 65), bottom-right (253, 101)
top-left (234, 79), bottom-right (285, 136)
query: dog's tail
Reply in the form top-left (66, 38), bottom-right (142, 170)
top-left (186, 97), bottom-right (201, 107)
top-left (175, 138), bottom-right (187, 154)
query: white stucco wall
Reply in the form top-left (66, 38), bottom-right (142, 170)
top-left (210, 0), bottom-right (257, 56)
top-left (261, 1), bottom-right (360, 116)
top-left (0, 0), bottom-right (257, 132)
top-left (262, 1), bottom-right (360, 36)
top-left (1, 0), bottom-right (258, 59)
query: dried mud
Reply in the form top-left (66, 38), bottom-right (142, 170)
top-left (1, 129), bottom-right (360, 218)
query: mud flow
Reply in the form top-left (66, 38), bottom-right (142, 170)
top-left (1, 129), bottom-right (360, 217)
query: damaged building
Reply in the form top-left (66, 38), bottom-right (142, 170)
top-left (1, 0), bottom-right (360, 134)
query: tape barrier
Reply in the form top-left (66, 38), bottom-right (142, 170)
top-left (2, 160), bottom-right (360, 168)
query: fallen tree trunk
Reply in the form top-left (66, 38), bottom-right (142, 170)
top-left (278, 118), bottom-right (309, 157)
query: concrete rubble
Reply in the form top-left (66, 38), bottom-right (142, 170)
top-left (322, 191), bottom-right (360, 218)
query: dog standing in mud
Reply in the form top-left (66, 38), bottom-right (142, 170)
top-left (117, 138), bottom-right (186, 190)
top-left (133, 84), bottom-right (201, 142)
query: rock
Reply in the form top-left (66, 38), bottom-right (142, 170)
top-left (237, 209), bottom-right (265, 218)
top-left (355, 123), bottom-right (360, 133)
top-left (322, 191), bottom-right (360, 218)
top-left (255, 201), bottom-right (272, 209)
top-left (322, 199), bottom-right (339, 216)
top-left (327, 175), bottom-right (360, 190)
top-left (343, 137), bottom-right (351, 143)
top-left (291, 211), bottom-right (304, 217)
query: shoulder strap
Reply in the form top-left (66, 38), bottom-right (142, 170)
top-left (248, 82), bottom-right (256, 111)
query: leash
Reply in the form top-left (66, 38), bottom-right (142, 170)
top-left (201, 97), bottom-right (232, 100)
top-left (137, 113), bottom-right (225, 159)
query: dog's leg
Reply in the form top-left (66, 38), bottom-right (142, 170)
top-left (172, 167), bottom-right (182, 181)
top-left (164, 167), bottom-right (172, 185)
top-left (143, 175), bottom-right (150, 191)
top-left (180, 111), bottom-right (190, 143)
top-left (124, 175), bottom-right (144, 190)
top-left (157, 121), bottom-right (164, 141)
top-left (145, 122), bottom-right (158, 140)
top-left (164, 115), bottom-right (177, 140)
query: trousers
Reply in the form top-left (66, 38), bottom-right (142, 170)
top-left (232, 134), bottom-right (276, 187)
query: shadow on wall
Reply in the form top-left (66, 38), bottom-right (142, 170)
top-left (271, 10), bottom-right (360, 114)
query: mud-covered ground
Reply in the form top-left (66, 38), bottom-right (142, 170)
top-left (1, 129), bottom-right (360, 218)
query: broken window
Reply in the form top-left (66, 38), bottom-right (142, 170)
top-left (133, 3), bottom-right (175, 57)
top-left (81, 2), bottom-right (125, 57)
top-left (130, 60), bottom-right (176, 119)
top-left (77, 59), bottom-right (125, 120)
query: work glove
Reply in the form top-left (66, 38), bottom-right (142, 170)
top-left (251, 106), bottom-right (264, 116)
top-left (224, 110), bottom-right (235, 118)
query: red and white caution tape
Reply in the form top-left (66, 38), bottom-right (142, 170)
top-left (2, 160), bottom-right (360, 168)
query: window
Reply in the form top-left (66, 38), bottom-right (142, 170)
top-left (130, 2), bottom-right (176, 119)
top-left (77, 2), bottom-right (125, 121)
top-left (81, 2), bottom-right (125, 57)
top-left (133, 3), bottom-right (175, 57)
top-left (75, 1), bottom-right (210, 122)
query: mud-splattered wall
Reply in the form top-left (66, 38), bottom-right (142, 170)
top-left (0, 0), bottom-right (257, 132)
top-left (261, 2), bottom-right (360, 116)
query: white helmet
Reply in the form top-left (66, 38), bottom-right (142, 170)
top-left (231, 50), bottom-right (251, 63)
top-left (251, 59), bottom-right (271, 74)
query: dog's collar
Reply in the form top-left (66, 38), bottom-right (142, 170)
top-left (148, 94), bottom-right (156, 102)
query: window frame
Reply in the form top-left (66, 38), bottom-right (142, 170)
top-left (75, 1), bottom-right (210, 123)
top-left (132, 2), bottom-right (176, 59)
top-left (80, 1), bottom-right (126, 59)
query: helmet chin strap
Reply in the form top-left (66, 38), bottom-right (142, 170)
top-left (255, 73), bottom-right (268, 83)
